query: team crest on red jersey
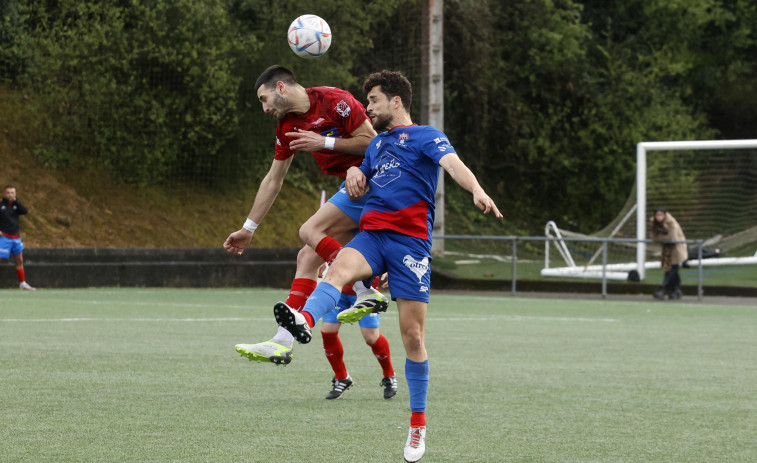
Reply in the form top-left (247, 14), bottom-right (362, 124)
top-left (335, 100), bottom-right (351, 117)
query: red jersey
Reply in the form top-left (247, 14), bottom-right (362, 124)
top-left (274, 87), bottom-right (369, 177)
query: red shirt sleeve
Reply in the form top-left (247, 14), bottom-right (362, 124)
top-left (274, 122), bottom-right (296, 161)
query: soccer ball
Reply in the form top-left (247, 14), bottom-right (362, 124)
top-left (287, 15), bottom-right (332, 59)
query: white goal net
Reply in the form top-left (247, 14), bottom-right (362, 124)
top-left (543, 139), bottom-right (757, 280)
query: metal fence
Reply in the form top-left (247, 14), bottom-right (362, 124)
top-left (435, 235), bottom-right (707, 301)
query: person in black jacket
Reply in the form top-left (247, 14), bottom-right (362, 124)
top-left (0, 185), bottom-right (35, 290)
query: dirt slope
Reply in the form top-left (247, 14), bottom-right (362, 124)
top-left (0, 130), bottom-right (312, 250)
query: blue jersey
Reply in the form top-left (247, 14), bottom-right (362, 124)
top-left (358, 124), bottom-right (455, 240)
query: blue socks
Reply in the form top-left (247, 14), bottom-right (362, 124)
top-left (405, 358), bottom-right (429, 413)
top-left (302, 282), bottom-right (342, 324)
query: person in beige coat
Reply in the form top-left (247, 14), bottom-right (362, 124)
top-left (650, 207), bottom-right (687, 300)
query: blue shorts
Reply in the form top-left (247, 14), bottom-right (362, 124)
top-left (346, 230), bottom-right (432, 303)
top-left (322, 291), bottom-right (381, 328)
top-left (327, 182), bottom-right (367, 226)
top-left (0, 235), bottom-right (24, 259)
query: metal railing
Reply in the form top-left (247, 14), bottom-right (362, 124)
top-left (433, 235), bottom-right (706, 301)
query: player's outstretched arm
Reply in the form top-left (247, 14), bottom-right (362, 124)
top-left (285, 120), bottom-right (376, 156)
top-left (439, 153), bottom-right (503, 218)
top-left (223, 157), bottom-right (293, 255)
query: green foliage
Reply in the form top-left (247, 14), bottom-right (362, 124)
top-left (12, 0), bottom-right (257, 185)
top-left (0, 0), bottom-right (23, 81)
top-left (443, 0), bottom-right (728, 234)
top-left (3, 0), bottom-right (756, 232)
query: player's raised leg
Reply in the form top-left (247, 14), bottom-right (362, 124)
top-left (337, 285), bottom-right (388, 324)
top-left (235, 244), bottom-right (321, 364)
top-left (237, 202), bottom-right (358, 363)
top-left (275, 247), bottom-right (373, 343)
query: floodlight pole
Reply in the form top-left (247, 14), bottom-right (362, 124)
top-left (422, 0), bottom-right (445, 255)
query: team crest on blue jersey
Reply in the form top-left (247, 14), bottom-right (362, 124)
top-left (399, 132), bottom-right (409, 144)
top-left (371, 152), bottom-right (401, 187)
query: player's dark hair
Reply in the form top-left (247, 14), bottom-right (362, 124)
top-left (254, 65), bottom-right (298, 92)
top-left (363, 70), bottom-right (412, 111)
top-left (4, 185), bottom-right (14, 190)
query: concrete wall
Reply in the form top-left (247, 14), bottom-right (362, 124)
top-left (3, 247), bottom-right (754, 297)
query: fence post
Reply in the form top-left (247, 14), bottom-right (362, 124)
top-left (511, 237), bottom-right (517, 296)
top-left (601, 240), bottom-right (608, 299)
top-left (697, 240), bottom-right (703, 302)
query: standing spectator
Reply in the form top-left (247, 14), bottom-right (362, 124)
top-left (650, 207), bottom-right (687, 300)
top-left (0, 185), bottom-right (35, 290)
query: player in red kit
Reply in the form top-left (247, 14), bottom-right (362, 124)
top-left (224, 65), bottom-right (390, 367)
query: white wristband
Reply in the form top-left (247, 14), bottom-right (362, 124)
top-left (324, 137), bottom-right (336, 150)
top-left (243, 218), bottom-right (259, 233)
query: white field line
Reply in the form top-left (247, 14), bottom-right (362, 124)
top-left (0, 317), bottom-right (270, 322)
top-left (0, 297), bottom-right (263, 310)
top-left (1, 314), bottom-right (617, 323)
top-left (1, 295), bottom-right (618, 323)
top-left (437, 315), bottom-right (618, 323)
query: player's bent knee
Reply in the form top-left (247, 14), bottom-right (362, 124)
top-left (298, 222), bottom-right (323, 248)
top-left (296, 244), bottom-right (319, 262)
top-left (362, 328), bottom-right (379, 344)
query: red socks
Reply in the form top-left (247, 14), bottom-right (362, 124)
top-left (285, 278), bottom-right (317, 311)
top-left (286, 278), bottom-right (317, 327)
top-left (368, 334), bottom-right (394, 378)
top-left (321, 331), bottom-right (348, 379)
top-left (16, 268), bottom-right (25, 283)
top-left (322, 333), bottom-right (393, 382)
top-left (411, 412), bottom-right (426, 428)
top-left (314, 236), bottom-right (343, 263)
top-left (302, 312), bottom-right (315, 328)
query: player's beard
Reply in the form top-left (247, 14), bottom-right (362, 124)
top-left (272, 93), bottom-right (290, 120)
top-left (370, 113), bottom-right (392, 132)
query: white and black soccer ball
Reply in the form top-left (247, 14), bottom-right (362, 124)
top-left (287, 14), bottom-right (332, 59)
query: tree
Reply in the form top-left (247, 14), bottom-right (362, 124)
top-left (13, 0), bottom-right (257, 185)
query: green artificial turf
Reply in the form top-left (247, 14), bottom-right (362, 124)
top-left (1, 288), bottom-right (755, 462)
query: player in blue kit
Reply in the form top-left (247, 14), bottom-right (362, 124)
top-left (273, 70), bottom-right (502, 462)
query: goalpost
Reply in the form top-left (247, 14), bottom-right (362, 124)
top-left (635, 139), bottom-right (757, 280)
top-left (543, 139), bottom-right (757, 281)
